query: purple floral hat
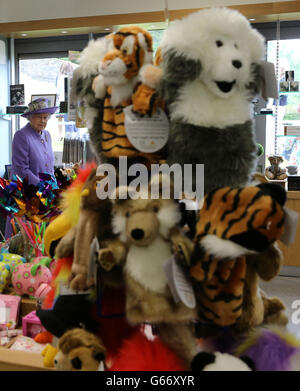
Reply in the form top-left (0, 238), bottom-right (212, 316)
top-left (22, 98), bottom-right (58, 117)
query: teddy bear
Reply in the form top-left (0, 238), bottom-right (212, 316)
top-left (265, 155), bottom-right (288, 180)
top-left (98, 174), bottom-right (198, 367)
top-left (191, 351), bottom-right (255, 371)
top-left (98, 174), bottom-right (195, 324)
top-left (158, 7), bottom-right (267, 194)
top-left (188, 181), bottom-right (288, 338)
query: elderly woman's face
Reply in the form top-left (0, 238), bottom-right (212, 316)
top-left (30, 114), bottom-right (50, 133)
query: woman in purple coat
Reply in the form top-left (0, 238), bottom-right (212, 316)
top-left (11, 98), bottom-right (58, 185)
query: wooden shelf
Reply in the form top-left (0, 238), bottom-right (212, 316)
top-left (0, 348), bottom-right (52, 371)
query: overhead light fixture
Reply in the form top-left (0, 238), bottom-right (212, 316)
top-left (104, 27), bottom-right (111, 31)
top-left (249, 18), bottom-right (256, 22)
top-left (21, 33), bottom-right (27, 36)
top-left (150, 25), bottom-right (156, 28)
top-left (61, 30), bottom-right (68, 34)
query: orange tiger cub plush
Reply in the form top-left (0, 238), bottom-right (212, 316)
top-left (92, 26), bottom-right (164, 163)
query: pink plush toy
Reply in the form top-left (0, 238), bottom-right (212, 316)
top-left (12, 257), bottom-right (55, 300)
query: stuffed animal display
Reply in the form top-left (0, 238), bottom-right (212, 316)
top-left (35, 7), bottom-right (297, 372)
top-left (265, 155), bottom-right (288, 180)
top-left (189, 182), bottom-right (287, 334)
top-left (158, 7), bottom-right (266, 193)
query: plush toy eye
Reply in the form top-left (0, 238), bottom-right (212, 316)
top-left (152, 205), bottom-right (159, 213)
top-left (122, 47), bottom-right (128, 55)
top-left (216, 40), bottom-right (223, 47)
top-left (71, 357), bottom-right (82, 370)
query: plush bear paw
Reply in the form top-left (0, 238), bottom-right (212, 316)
top-left (98, 248), bottom-right (116, 271)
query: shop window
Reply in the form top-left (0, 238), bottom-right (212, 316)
top-left (265, 39), bottom-right (300, 170)
top-left (18, 56), bottom-right (89, 166)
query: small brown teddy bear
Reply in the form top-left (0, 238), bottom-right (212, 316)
top-left (265, 155), bottom-right (287, 180)
top-left (54, 328), bottom-right (106, 371)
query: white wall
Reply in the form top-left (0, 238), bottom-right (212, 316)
top-left (0, 0), bottom-right (292, 23)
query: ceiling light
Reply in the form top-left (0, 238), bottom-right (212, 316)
top-left (61, 31), bottom-right (68, 34)
top-left (150, 25), bottom-right (156, 28)
top-left (104, 27), bottom-right (111, 31)
top-left (21, 33), bottom-right (27, 36)
top-left (249, 18), bottom-right (256, 21)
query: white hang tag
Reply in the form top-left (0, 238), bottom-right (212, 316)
top-left (164, 256), bottom-right (196, 309)
top-left (98, 361), bottom-right (105, 371)
top-left (124, 105), bottom-right (169, 153)
top-left (260, 61), bottom-right (279, 100)
top-left (88, 237), bottom-right (100, 280)
top-left (280, 206), bottom-right (299, 246)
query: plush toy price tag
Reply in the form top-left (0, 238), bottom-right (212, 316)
top-left (280, 206), bottom-right (299, 246)
top-left (260, 61), bottom-right (279, 100)
top-left (124, 105), bottom-right (169, 153)
top-left (164, 256), bottom-right (196, 309)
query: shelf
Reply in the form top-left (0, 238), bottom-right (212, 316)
top-left (255, 112), bottom-right (273, 116)
top-left (0, 112), bottom-right (67, 116)
top-left (279, 92), bottom-right (300, 95)
top-left (277, 135), bottom-right (300, 137)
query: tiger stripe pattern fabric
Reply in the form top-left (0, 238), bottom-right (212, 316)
top-left (100, 27), bottom-right (161, 162)
top-left (195, 185), bottom-right (285, 252)
top-left (190, 184), bottom-right (286, 327)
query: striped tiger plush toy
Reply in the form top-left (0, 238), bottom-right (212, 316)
top-left (91, 26), bottom-right (165, 165)
top-left (189, 182), bottom-right (287, 333)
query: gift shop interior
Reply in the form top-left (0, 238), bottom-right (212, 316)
top-left (0, 0), bottom-right (299, 372)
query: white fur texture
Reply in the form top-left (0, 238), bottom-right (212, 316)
top-left (78, 37), bottom-right (109, 78)
top-left (110, 79), bottom-right (138, 106)
top-left (203, 352), bottom-right (252, 371)
top-left (201, 234), bottom-right (257, 259)
top-left (161, 7), bottom-right (265, 128)
top-left (112, 213), bottom-right (127, 242)
top-left (157, 204), bottom-right (181, 239)
top-left (170, 79), bottom-right (251, 128)
top-left (93, 75), bottom-right (106, 99)
top-left (125, 236), bottom-right (171, 293)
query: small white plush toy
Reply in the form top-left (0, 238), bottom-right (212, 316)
top-left (191, 351), bottom-right (255, 371)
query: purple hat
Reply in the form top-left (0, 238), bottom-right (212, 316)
top-left (22, 98), bottom-right (58, 117)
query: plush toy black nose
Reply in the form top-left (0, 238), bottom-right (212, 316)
top-left (131, 228), bottom-right (144, 240)
top-left (232, 60), bottom-right (242, 69)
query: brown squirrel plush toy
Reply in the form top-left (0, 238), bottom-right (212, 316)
top-left (98, 175), bottom-right (198, 367)
top-left (98, 174), bottom-right (195, 324)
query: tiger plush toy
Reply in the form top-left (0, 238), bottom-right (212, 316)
top-left (91, 26), bottom-right (164, 165)
top-left (188, 182), bottom-right (288, 335)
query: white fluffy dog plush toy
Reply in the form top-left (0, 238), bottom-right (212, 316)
top-left (159, 7), bottom-right (266, 193)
